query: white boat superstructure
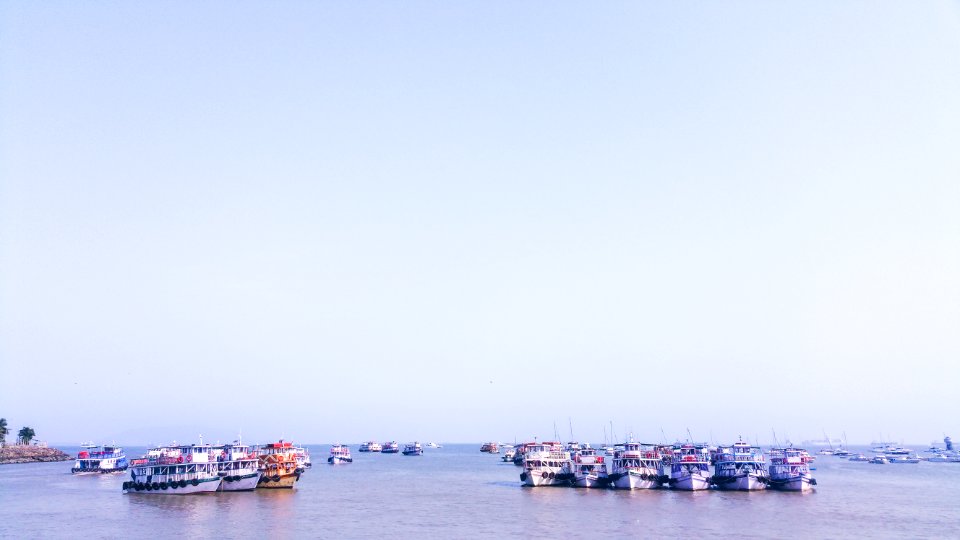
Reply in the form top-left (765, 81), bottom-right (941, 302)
top-left (712, 441), bottom-right (768, 491)
top-left (571, 447), bottom-right (609, 488)
top-left (124, 443), bottom-right (222, 494)
top-left (294, 446), bottom-right (312, 468)
top-left (328, 444), bottom-right (353, 464)
top-left (669, 444), bottom-right (711, 491)
top-left (359, 441), bottom-right (382, 452)
top-left (610, 442), bottom-right (664, 490)
top-left (73, 443), bottom-right (128, 474)
top-left (212, 443), bottom-right (261, 491)
top-left (520, 442), bottom-right (573, 487)
top-left (768, 448), bottom-right (816, 492)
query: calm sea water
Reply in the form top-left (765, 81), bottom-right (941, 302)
top-left (1, 444), bottom-right (958, 538)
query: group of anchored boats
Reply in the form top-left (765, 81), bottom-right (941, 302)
top-left (841, 436), bottom-right (960, 464)
top-left (494, 439), bottom-right (817, 492)
top-left (72, 439), bottom-right (312, 494)
top-left (329, 440), bottom-right (436, 462)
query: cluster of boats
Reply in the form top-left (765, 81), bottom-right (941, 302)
top-left (488, 439), bottom-right (817, 492)
top-left (842, 436), bottom-right (960, 464)
top-left (72, 439), bottom-right (312, 494)
top-left (323, 440), bottom-right (436, 464)
top-left (354, 441), bottom-right (434, 456)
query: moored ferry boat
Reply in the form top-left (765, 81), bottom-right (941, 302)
top-left (402, 442), bottom-right (423, 456)
top-left (502, 448), bottom-right (517, 462)
top-left (212, 442), bottom-right (261, 491)
top-left (73, 443), bottom-right (128, 474)
top-left (328, 444), bottom-right (353, 464)
top-left (571, 446), bottom-right (609, 488)
top-left (711, 440), bottom-right (769, 491)
top-left (768, 448), bottom-right (816, 491)
top-left (294, 446), bottom-right (312, 468)
top-left (669, 444), bottom-right (711, 491)
top-left (519, 441), bottom-right (573, 487)
top-left (381, 441), bottom-right (400, 454)
top-left (257, 440), bottom-right (303, 489)
top-left (610, 442), bottom-right (664, 490)
top-left (359, 441), bottom-right (382, 453)
top-left (480, 442), bottom-right (499, 453)
top-left (123, 443), bottom-right (222, 494)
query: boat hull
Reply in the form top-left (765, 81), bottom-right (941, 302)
top-left (328, 456), bottom-right (353, 464)
top-left (670, 471), bottom-right (711, 491)
top-left (611, 470), bottom-right (661, 490)
top-left (257, 472), bottom-right (299, 489)
top-left (219, 472), bottom-right (261, 491)
top-left (521, 471), bottom-right (572, 487)
top-left (573, 474), bottom-right (609, 488)
top-left (124, 477), bottom-right (221, 495)
top-left (770, 474), bottom-right (816, 492)
top-left (713, 473), bottom-right (768, 491)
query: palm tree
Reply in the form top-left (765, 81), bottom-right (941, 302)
top-left (0, 418), bottom-right (7, 446)
top-left (18, 427), bottom-right (35, 446)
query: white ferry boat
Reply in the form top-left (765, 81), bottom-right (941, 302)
top-left (888, 455), bottom-right (921, 464)
top-left (502, 448), bottom-right (517, 462)
top-left (381, 441), bottom-right (400, 454)
top-left (257, 440), bottom-right (303, 488)
top-left (768, 448), bottom-right (816, 492)
top-left (123, 443), bottom-right (222, 494)
top-left (571, 446), bottom-right (609, 488)
top-left (519, 441), bottom-right (573, 487)
top-left (609, 442), bottom-right (664, 490)
top-left (328, 444), bottom-right (353, 464)
top-left (359, 441), bottom-right (382, 452)
top-left (212, 442), bottom-right (261, 491)
top-left (72, 443), bottom-right (128, 474)
top-left (294, 446), bottom-right (312, 468)
top-left (668, 444), bottom-right (711, 490)
top-left (402, 442), bottom-right (423, 456)
top-left (711, 440), bottom-right (769, 491)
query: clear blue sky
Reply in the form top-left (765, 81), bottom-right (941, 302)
top-left (1, 1), bottom-right (958, 446)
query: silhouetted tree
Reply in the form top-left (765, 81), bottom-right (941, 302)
top-left (18, 427), bottom-right (35, 445)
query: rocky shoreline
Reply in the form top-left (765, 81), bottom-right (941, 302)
top-left (0, 445), bottom-right (72, 464)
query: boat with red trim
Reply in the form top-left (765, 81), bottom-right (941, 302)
top-left (519, 441), bottom-right (573, 487)
top-left (123, 442), bottom-right (222, 494)
top-left (72, 443), bottom-right (128, 474)
top-left (257, 440), bottom-right (303, 489)
top-left (668, 444), bottom-right (711, 490)
top-left (768, 447), bottom-right (816, 491)
top-left (610, 441), bottom-right (665, 490)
